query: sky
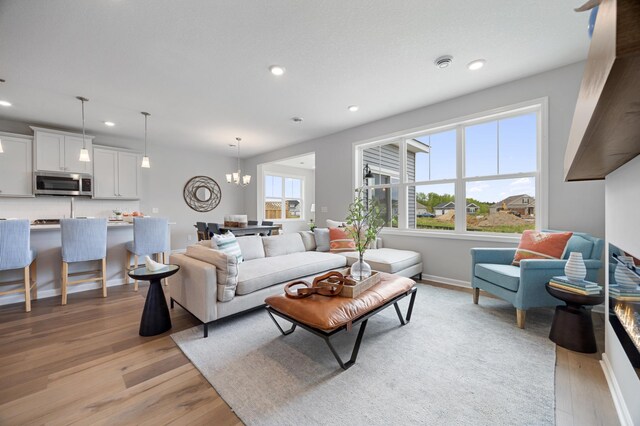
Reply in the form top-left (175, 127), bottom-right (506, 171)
top-left (264, 175), bottom-right (302, 200)
top-left (413, 112), bottom-right (536, 204)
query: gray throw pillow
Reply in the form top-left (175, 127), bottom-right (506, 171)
top-left (314, 228), bottom-right (330, 252)
top-left (298, 231), bottom-right (317, 251)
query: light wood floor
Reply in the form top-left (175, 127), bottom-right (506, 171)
top-left (0, 282), bottom-right (620, 425)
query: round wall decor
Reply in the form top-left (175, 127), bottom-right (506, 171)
top-left (183, 176), bottom-right (222, 212)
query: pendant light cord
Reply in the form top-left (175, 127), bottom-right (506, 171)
top-left (81, 99), bottom-right (86, 149)
top-left (144, 114), bottom-right (148, 156)
top-left (236, 137), bottom-right (241, 174)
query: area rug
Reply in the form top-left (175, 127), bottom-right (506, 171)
top-left (172, 284), bottom-right (556, 425)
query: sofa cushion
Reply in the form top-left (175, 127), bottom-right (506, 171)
top-left (185, 245), bottom-right (239, 302)
top-left (475, 263), bottom-right (520, 292)
top-left (236, 235), bottom-right (265, 261)
top-left (212, 232), bottom-right (243, 263)
top-left (314, 228), bottom-right (330, 252)
top-left (262, 233), bottom-right (306, 257)
top-left (329, 227), bottom-right (356, 253)
top-left (339, 248), bottom-right (421, 274)
top-left (512, 230), bottom-right (573, 266)
top-left (298, 231), bottom-right (317, 251)
top-left (326, 219), bottom-right (347, 228)
top-left (563, 235), bottom-right (594, 260)
top-left (236, 251), bottom-right (347, 295)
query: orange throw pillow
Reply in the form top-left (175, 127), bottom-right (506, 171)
top-left (512, 230), bottom-right (573, 266)
top-left (329, 227), bottom-right (356, 253)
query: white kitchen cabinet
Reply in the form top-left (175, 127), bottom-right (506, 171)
top-left (92, 146), bottom-right (141, 200)
top-left (0, 132), bottom-right (33, 197)
top-left (31, 127), bottom-right (94, 174)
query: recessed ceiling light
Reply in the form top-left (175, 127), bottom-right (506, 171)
top-left (434, 55), bottom-right (453, 69)
top-left (467, 59), bottom-right (486, 71)
top-left (269, 65), bottom-right (285, 76)
top-left (348, 105), bottom-right (359, 112)
top-left (104, 121), bottom-right (115, 127)
top-left (291, 116), bottom-right (303, 123)
top-left (0, 100), bottom-right (12, 107)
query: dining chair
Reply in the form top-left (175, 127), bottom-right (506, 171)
top-left (125, 217), bottom-right (170, 291)
top-left (60, 218), bottom-right (107, 305)
top-left (0, 220), bottom-right (37, 312)
top-left (195, 222), bottom-right (209, 241)
top-left (261, 221), bottom-right (274, 236)
top-left (248, 220), bottom-right (258, 226)
top-left (207, 223), bottom-right (221, 237)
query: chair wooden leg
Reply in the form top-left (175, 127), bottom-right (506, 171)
top-left (516, 309), bottom-right (526, 329)
top-left (30, 259), bottom-right (38, 301)
top-left (61, 261), bottom-right (68, 305)
top-left (472, 288), bottom-right (479, 304)
top-left (124, 252), bottom-right (129, 285)
top-left (134, 255), bottom-right (139, 292)
top-left (101, 258), bottom-right (107, 298)
top-left (23, 265), bottom-right (31, 312)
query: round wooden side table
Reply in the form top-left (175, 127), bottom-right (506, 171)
top-left (128, 265), bottom-right (180, 336)
top-left (546, 283), bottom-right (604, 353)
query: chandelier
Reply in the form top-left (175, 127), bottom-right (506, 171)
top-left (226, 137), bottom-right (251, 186)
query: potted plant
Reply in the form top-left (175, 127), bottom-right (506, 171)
top-left (344, 187), bottom-right (385, 280)
top-left (113, 208), bottom-right (123, 221)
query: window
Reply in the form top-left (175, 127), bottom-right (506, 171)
top-left (355, 100), bottom-right (545, 235)
top-left (263, 174), bottom-right (304, 220)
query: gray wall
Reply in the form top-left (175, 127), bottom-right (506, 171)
top-left (243, 61), bottom-right (605, 283)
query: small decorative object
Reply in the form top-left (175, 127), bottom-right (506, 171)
top-left (144, 255), bottom-right (167, 272)
top-left (614, 256), bottom-right (640, 289)
top-left (309, 219), bottom-right (316, 231)
top-left (223, 214), bottom-right (248, 228)
top-left (344, 187), bottom-right (385, 280)
top-left (565, 252), bottom-right (587, 281)
top-left (112, 209), bottom-right (123, 221)
top-left (183, 176), bottom-right (222, 212)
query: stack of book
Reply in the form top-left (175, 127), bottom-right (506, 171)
top-left (609, 286), bottom-right (640, 302)
top-left (549, 276), bottom-right (603, 295)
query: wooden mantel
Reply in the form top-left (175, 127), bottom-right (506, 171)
top-left (564, 0), bottom-right (640, 181)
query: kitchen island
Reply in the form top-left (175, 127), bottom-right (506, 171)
top-left (0, 221), bottom-right (171, 306)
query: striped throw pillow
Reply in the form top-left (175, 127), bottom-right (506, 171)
top-left (512, 230), bottom-right (573, 266)
top-left (212, 232), bottom-right (244, 263)
top-left (329, 227), bottom-right (356, 253)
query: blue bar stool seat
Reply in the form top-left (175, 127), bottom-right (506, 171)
top-left (125, 217), bottom-right (169, 291)
top-left (0, 220), bottom-right (37, 312)
top-left (60, 218), bottom-right (108, 305)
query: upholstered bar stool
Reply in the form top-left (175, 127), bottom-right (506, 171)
top-left (0, 220), bottom-right (37, 312)
top-left (60, 218), bottom-right (108, 305)
top-left (125, 217), bottom-right (169, 291)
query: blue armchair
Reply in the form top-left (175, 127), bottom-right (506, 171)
top-left (470, 231), bottom-right (603, 328)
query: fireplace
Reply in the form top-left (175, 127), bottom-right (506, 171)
top-left (609, 244), bottom-right (640, 376)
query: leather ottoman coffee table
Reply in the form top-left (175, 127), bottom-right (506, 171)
top-left (265, 272), bottom-right (417, 370)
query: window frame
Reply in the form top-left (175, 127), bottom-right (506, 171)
top-left (353, 98), bottom-right (548, 242)
top-left (260, 171), bottom-right (305, 222)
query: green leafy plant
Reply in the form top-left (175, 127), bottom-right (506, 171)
top-left (344, 187), bottom-right (385, 263)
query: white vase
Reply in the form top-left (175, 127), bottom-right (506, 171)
top-left (564, 252), bottom-right (587, 282)
top-left (614, 263), bottom-right (640, 290)
top-left (351, 258), bottom-right (372, 281)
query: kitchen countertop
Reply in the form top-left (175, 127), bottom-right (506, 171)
top-left (30, 221), bottom-right (135, 231)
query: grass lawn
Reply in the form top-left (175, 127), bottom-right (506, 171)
top-left (416, 217), bottom-right (534, 234)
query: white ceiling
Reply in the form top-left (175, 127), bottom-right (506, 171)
top-left (271, 153), bottom-right (316, 170)
top-left (0, 1), bottom-right (589, 158)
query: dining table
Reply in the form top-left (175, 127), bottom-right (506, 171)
top-left (217, 224), bottom-right (280, 236)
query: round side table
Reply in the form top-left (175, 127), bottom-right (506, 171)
top-left (546, 283), bottom-right (604, 353)
top-left (128, 265), bottom-right (180, 336)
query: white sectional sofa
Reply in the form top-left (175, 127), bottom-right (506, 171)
top-left (168, 231), bottom-right (422, 337)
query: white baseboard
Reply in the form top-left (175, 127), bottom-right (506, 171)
top-left (601, 353), bottom-right (633, 426)
top-left (421, 273), bottom-right (471, 289)
top-left (0, 278), bottom-right (128, 306)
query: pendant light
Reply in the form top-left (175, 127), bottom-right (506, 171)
top-left (76, 96), bottom-right (91, 162)
top-left (141, 112), bottom-right (151, 168)
top-left (226, 137), bottom-right (251, 186)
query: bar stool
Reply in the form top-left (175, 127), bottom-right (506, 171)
top-left (125, 217), bottom-right (169, 291)
top-left (60, 218), bottom-right (108, 305)
top-left (0, 220), bottom-right (37, 312)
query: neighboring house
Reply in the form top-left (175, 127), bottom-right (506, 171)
top-left (490, 194), bottom-right (535, 216)
top-left (434, 202), bottom-right (479, 216)
top-left (416, 200), bottom-right (431, 216)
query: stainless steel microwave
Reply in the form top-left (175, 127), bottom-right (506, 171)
top-left (34, 171), bottom-right (93, 197)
